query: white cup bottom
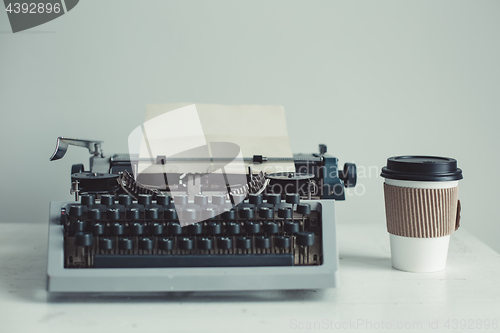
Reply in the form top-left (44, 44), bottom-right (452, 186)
top-left (389, 234), bottom-right (450, 272)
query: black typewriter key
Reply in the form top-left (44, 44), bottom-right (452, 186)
top-left (146, 207), bottom-right (159, 220)
top-left (236, 236), bottom-right (252, 250)
top-left (150, 222), bottom-right (163, 235)
top-left (284, 221), bottom-right (300, 234)
top-left (239, 207), bottom-right (254, 219)
top-left (182, 208), bottom-right (199, 222)
top-left (178, 237), bottom-right (194, 250)
top-left (167, 222), bottom-right (182, 235)
top-left (164, 206), bottom-right (178, 220)
top-left (75, 232), bottom-right (93, 247)
top-left (139, 237), bottom-right (153, 251)
top-left (127, 208), bottom-right (140, 220)
top-left (296, 231), bottom-right (315, 247)
top-left (244, 221), bottom-right (261, 234)
top-left (255, 236), bottom-right (271, 249)
top-left (296, 203), bottom-right (311, 215)
top-left (202, 206), bottom-right (217, 220)
top-left (231, 193), bottom-right (245, 205)
top-left (285, 193), bottom-right (300, 205)
top-left (158, 237), bottom-right (174, 251)
top-left (89, 208), bottom-right (102, 220)
top-left (275, 236), bottom-right (291, 248)
top-left (155, 194), bottom-right (171, 206)
top-left (111, 222), bottom-right (125, 235)
top-left (131, 222), bottom-right (145, 235)
top-left (194, 194), bottom-right (208, 206)
top-left (173, 194), bottom-right (188, 206)
top-left (197, 237), bottom-right (212, 250)
top-left (100, 194), bottom-right (115, 206)
top-left (266, 193), bottom-right (281, 205)
top-left (217, 237), bottom-right (232, 250)
top-left (263, 221), bottom-right (279, 234)
top-left (225, 221), bottom-right (241, 235)
top-left (99, 237), bottom-right (114, 251)
top-left (118, 194), bottom-right (132, 207)
top-left (206, 221), bottom-right (222, 235)
top-left (249, 193), bottom-right (263, 205)
top-left (187, 222), bottom-right (203, 235)
top-left (107, 208), bottom-right (120, 221)
top-left (221, 209), bottom-right (236, 221)
top-left (211, 194), bottom-right (226, 205)
top-left (92, 222), bottom-right (105, 236)
top-left (68, 205), bottom-right (84, 217)
top-left (118, 237), bottom-right (133, 251)
top-left (72, 220), bottom-right (86, 234)
top-left (138, 194), bottom-right (152, 206)
top-left (259, 206), bottom-right (273, 219)
top-left (278, 207), bottom-right (293, 219)
top-left (81, 194), bottom-right (95, 206)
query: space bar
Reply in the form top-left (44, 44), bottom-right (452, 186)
top-left (94, 254), bottom-right (294, 268)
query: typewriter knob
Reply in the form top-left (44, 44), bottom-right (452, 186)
top-left (278, 207), bottom-right (293, 219)
top-left (167, 222), bottom-right (182, 235)
top-left (99, 237), bottom-right (114, 250)
top-left (100, 194), bottom-right (115, 206)
top-left (164, 206), bottom-right (178, 220)
top-left (211, 194), bottom-right (226, 205)
top-left (178, 237), bottom-right (194, 250)
top-left (284, 221), bottom-right (300, 234)
top-left (187, 223), bottom-right (203, 235)
top-left (263, 221), bottom-right (279, 234)
top-left (75, 232), bottom-right (93, 247)
top-left (158, 237), bottom-right (174, 251)
top-left (138, 194), bottom-right (152, 206)
top-left (118, 194), bottom-right (132, 206)
top-left (340, 163), bottom-right (357, 188)
top-left (296, 203), bottom-right (311, 215)
top-left (239, 207), bottom-right (254, 219)
top-left (150, 222), bottom-right (163, 235)
top-left (197, 237), bottom-right (213, 250)
top-left (93, 222), bottom-right (105, 236)
top-left (266, 194), bottom-right (281, 205)
top-left (68, 205), bottom-right (84, 217)
top-left (255, 236), bottom-right (271, 249)
top-left (81, 194), bottom-right (95, 206)
top-left (89, 208), bottom-right (102, 220)
top-left (244, 221), bottom-right (261, 234)
top-left (131, 222), bottom-right (145, 235)
top-left (285, 193), bottom-right (300, 205)
top-left (155, 194), bottom-right (171, 206)
top-left (146, 207), bottom-right (159, 220)
top-left (225, 221), bottom-right (241, 235)
top-left (194, 195), bottom-right (208, 206)
top-left (107, 208), bottom-right (120, 221)
top-left (221, 209), bottom-right (236, 221)
top-left (173, 195), bottom-right (188, 206)
top-left (236, 236), bottom-right (252, 250)
top-left (275, 236), bottom-right (291, 248)
top-left (139, 237), bottom-right (153, 250)
top-left (217, 237), bottom-right (232, 250)
top-left (111, 222), bottom-right (125, 235)
top-left (296, 231), bottom-right (315, 246)
top-left (118, 237), bottom-right (133, 251)
top-left (202, 206), bottom-right (217, 220)
top-left (259, 206), bottom-right (273, 219)
top-left (249, 194), bottom-right (263, 205)
top-left (206, 221), bottom-right (222, 235)
top-left (319, 144), bottom-right (327, 155)
top-left (127, 208), bottom-right (140, 221)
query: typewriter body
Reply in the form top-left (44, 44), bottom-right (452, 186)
top-left (47, 113), bottom-right (356, 292)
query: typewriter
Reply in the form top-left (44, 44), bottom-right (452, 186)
top-left (46, 106), bottom-right (356, 293)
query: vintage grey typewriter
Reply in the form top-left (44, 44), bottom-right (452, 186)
top-left (47, 106), bottom-right (356, 293)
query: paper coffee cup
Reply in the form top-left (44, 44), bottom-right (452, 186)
top-left (381, 156), bottom-right (463, 273)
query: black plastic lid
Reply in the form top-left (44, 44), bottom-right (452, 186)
top-left (381, 156), bottom-right (463, 181)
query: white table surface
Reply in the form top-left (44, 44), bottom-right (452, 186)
top-left (1, 222), bottom-right (499, 333)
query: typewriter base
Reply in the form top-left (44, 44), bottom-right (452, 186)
top-left (46, 201), bottom-right (339, 293)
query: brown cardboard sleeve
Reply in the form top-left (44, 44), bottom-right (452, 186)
top-left (383, 183), bottom-right (459, 238)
